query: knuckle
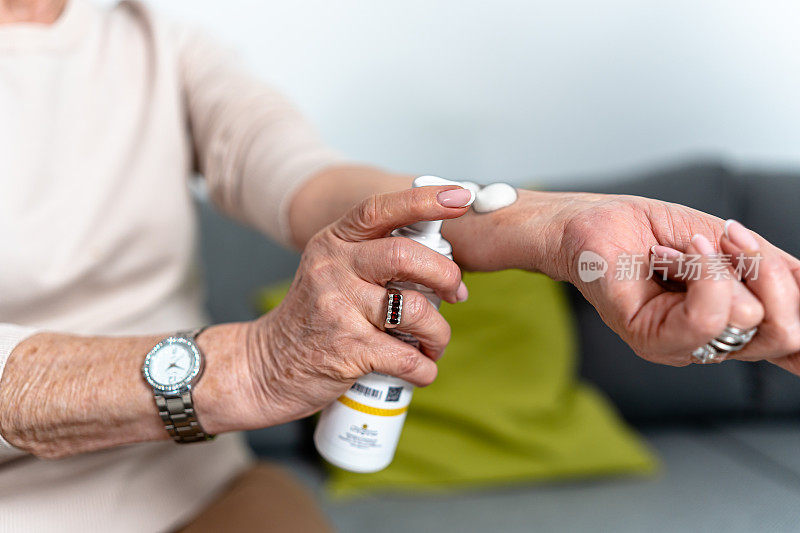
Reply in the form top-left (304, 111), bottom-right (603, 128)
top-left (328, 340), bottom-right (367, 379)
top-left (305, 254), bottom-right (342, 281)
top-left (735, 301), bottom-right (765, 328)
top-left (313, 288), bottom-right (341, 315)
top-left (435, 321), bottom-right (452, 349)
top-left (410, 186), bottom-right (427, 203)
top-left (388, 238), bottom-right (413, 274)
top-left (757, 257), bottom-right (780, 280)
top-left (689, 311), bottom-right (726, 339)
top-left (416, 373), bottom-right (436, 388)
top-left (771, 323), bottom-right (800, 353)
top-left (331, 307), bottom-right (357, 331)
top-left (300, 242), bottom-right (342, 274)
top-left (416, 363), bottom-right (438, 387)
top-left (396, 349), bottom-right (422, 376)
top-left (402, 291), bottom-right (428, 322)
top-left (356, 195), bottom-right (383, 229)
top-left (442, 320), bottom-right (452, 344)
top-left (329, 358), bottom-right (361, 382)
top-left (441, 261), bottom-right (462, 290)
top-left (408, 187), bottom-right (431, 213)
top-left (786, 336), bottom-right (800, 354)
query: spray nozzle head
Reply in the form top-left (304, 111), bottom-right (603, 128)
top-left (390, 175), bottom-right (464, 258)
top-left (412, 175), bottom-right (460, 188)
top-left (407, 175), bottom-right (474, 236)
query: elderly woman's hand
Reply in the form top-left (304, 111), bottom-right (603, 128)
top-left (242, 186), bottom-right (472, 427)
top-left (538, 192), bottom-right (800, 369)
top-left (447, 188), bottom-right (800, 372)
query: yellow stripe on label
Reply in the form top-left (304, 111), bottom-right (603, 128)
top-left (337, 395), bottom-right (408, 417)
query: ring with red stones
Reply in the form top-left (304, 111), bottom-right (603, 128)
top-left (384, 288), bottom-right (403, 329)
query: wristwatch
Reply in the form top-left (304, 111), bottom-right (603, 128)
top-left (142, 327), bottom-right (214, 443)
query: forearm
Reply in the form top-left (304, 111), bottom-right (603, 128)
top-left (288, 165), bottom-right (413, 248)
top-left (0, 323), bottom-right (255, 459)
top-left (442, 188), bottom-right (584, 280)
top-left (291, 167), bottom-right (581, 279)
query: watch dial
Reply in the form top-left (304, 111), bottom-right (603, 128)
top-left (148, 343), bottom-right (195, 387)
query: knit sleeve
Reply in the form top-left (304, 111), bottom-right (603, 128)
top-left (177, 27), bottom-right (345, 248)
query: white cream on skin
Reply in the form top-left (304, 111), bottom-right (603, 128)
top-left (472, 182), bottom-right (518, 213)
top-left (447, 180), bottom-right (518, 213)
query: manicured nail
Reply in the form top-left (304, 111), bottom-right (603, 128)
top-left (437, 188), bottom-right (474, 208)
top-left (456, 281), bottom-right (469, 302)
top-left (724, 219), bottom-right (759, 252)
top-left (651, 245), bottom-right (682, 260)
top-left (459, 181), bottom-right (481, 198)
top-left (691, 234), bottom-right (715, 255)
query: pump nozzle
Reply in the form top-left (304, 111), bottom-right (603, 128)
top-left (408, 175), bottom-right (474, 235)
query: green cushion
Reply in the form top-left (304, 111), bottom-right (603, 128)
top-left (257, 270), bottom-right (657, 497)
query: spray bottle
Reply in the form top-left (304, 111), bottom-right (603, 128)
top-left (313, 175), bottom-right (472, 473)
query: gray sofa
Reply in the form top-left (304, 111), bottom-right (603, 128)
top-left (196, 161), bottom-right (800, 533)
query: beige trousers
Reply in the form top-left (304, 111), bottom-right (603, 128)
top-left (175, 463), bottom-right (334, 533)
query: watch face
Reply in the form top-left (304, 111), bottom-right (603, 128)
top-left (143, 337), bottom-right (201, 392)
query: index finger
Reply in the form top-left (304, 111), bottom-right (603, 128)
top-left (330, 186), bottom-right (474, 242)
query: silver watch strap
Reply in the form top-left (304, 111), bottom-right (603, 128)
top-left (155, 391), bottom-right (213, 443)
top-left (155, 326), bottom-right (214, 444)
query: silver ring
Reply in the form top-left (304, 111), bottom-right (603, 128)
top-left (384, 288), bottom-right (402, 329)
top-left (691, 325), bottom-right (758, 364)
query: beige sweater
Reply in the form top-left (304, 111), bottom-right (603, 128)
top-left (0, 0), bottom-right (342, 530)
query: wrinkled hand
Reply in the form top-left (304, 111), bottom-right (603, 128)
top-left (543, 192), bottom-right (800, 371)
top-left (243, 186), bottom-right (471, 427)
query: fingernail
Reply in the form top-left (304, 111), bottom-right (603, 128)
top-left (691, 234), bottom-right (715, 255)
top-left (437, 188), bottom-right (474, 208)
top-left (651, 245), bottom-right (682, 260)
top-left (724, 219), bottom-right (760, 252)
top-left (456, 281), bottom-right (469, 302)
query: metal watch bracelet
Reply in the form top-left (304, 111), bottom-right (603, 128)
top-left (154, 327), bottom-right (214, 444)
top-left (154, 391), bottom-right (213, 443)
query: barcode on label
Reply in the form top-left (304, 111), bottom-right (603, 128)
top-left (350, 382), bottom-right (382, 400)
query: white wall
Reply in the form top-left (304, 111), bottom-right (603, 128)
top-left (129, 0), bottom-right (800, 185)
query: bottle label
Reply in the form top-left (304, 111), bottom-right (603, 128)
top-left (321, 373), bottom-right (414, 454)
top-left (342, 373), bottom-right (414, 411)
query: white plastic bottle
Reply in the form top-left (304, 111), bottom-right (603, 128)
top-left (313, 176), bottom-right (470, 473)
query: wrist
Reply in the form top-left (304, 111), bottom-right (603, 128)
top-left (192, 322), bottom-right (264, 434)
top-left (505, 189), bottom-right (574, 278)
top-left (443, 188), bottom-right (576, 279)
